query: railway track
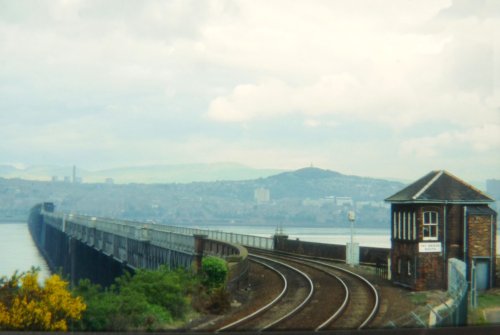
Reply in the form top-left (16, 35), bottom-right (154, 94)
top-left (217, 254), bottom-right (314, 331)
top-left (215, 249), bottom-right (380, 331)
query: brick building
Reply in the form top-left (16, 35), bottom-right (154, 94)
top-left (385, 170), bottom-right (497, 291)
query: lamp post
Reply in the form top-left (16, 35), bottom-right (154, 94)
top-left (347, 210), bottom-right (358, 266)
top-left (348, 210), bottom-right (355, 246)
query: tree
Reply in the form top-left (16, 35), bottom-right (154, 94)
top-left (201, 257), bottom-right (228, 289)
top-left (0, 269), bottom-right (86, 331)
top-left (197, 257), bottom-right (230, 314)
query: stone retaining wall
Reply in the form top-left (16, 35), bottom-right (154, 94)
top-left (203, 238), bottom-right (249, 291)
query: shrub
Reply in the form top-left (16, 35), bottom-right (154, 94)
top-left (73, 266), bottom-right (193, 331)
top-left (201, 257), bottom-right (228, 290)
top-left (0, 269), bottom-right (85, 331)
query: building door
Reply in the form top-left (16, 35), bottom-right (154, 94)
top-left (475, 259), bottom-right (490, 291)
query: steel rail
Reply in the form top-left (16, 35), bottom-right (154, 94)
top-left (252, 253), bottom-right (315, 331)
top-left (314, 267), bottom-right (349, 331)
top-left (249, 249), bottom-right (379, 330)
top-left (216, 257), bottom-right (288, 332)
top-left (249, 250), bottom-right (350, 331)
top-left (218, 254), bottom-right (314, 331)
top-left (280, 254), bottom-right (379, 329)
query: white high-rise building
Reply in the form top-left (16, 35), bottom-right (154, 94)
top-left (254, 187), bottom-right (270, 203)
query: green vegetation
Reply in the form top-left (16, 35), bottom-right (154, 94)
top-left (201, 256), bottom-right (228, 289)
top-left (476, 291), bottom-right (500, 309)
top-left (73, 267), bottom-right (196, 331)
top-left (72, 261), bottom-right (231, 331)
top-left (0, 268), bottom-right (86, 331)
top-left (408, 292), bottom-right (428, 306)
top-left (468, 289), bottom-right (500, 325)
top-left (195, 257), bottom-right (230, 314)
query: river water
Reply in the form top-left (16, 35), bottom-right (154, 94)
top-left (187, 224), bottom-right (393, 248)
top-left (0, 222), bottom-right (51, 281)
top-left (1, 222), bottom-right (499, 279)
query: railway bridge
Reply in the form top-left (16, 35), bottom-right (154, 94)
top-left (28, 202), bottom-right (259, 288)
top-left (28, 202), bottom-right (384, 330)
top-left (28, 202), bottom-right (387, 330)
top-left (28, 202), bottom-right (468, 329)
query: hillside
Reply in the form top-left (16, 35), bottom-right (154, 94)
top-left (259, 167), bottom-right (401, 200)
top-left (0, 167), bottom-right (404, 228)
top-left (0, 163), bottom-right (284, 184)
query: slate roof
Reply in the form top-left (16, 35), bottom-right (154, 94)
top-left (467, 205), bottom-right (497, 216)
top-left (385, 170), bottom-right (495, 204)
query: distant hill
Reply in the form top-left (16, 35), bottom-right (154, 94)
top-left (0, 166), bottom-right (408, 227)
top-left (0, 163), bottom-right (285, 184)
top-left (257, 167), bottom-right (403, 200)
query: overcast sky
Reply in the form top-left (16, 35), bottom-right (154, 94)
top-left (0, 0), bottom-right (499, 181)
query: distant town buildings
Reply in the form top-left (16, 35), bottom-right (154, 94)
top-left (335, 196), bottom-right (353, 207)
top-left (105, 178), bottom-right (114, 185)
top-left (302, 197), bottom-right (333, 207)
top-left (254, 187), bottom-right (270, 203)
top-left (356, 201), bottom-right (389, 209)
top-left (52, 165), bottom-right (83, 184)
top-left (301, 196), bottom-right (388, 209)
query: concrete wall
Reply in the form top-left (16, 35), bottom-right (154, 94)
top-left (203, 238), bottom-right (249, 291)
top-left (273, 234), bottom-right (389, 265)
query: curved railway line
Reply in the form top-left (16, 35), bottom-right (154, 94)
top-left (217, 254), bottom-right (314, 331)
top-left (215, 249), bottom-right (380, 332)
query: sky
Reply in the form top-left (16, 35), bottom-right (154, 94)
top-left (0, 0), bottom-right (499, 181)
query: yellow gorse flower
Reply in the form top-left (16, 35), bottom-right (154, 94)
top-left (0, 270), bottom-right (86, 331)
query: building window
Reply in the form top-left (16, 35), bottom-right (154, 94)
top-left (422, 211), bottom-right (438, 240)
top-left (393, 212), bottom-right (397, 238)
top-left (398, 212), bottom-right (401, 239)
top-left (402, 212), bottom-right (406, 239)
top-left (408, 212), bottom-right (412, 240)
top-left (407, 260), bottom-right (411, 276)
top-left (413, 212), bottom-right (416, 240)
top-left (398, 258), bottom-right (401, 274)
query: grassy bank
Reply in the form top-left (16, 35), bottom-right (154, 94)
top-left (468, 288), bottom-right (500, 325)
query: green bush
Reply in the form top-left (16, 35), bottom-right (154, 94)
top-left (117, 267), bottom-right (193, 319)
top-left (201, 257), bottom-right (228, 289)
top-left (73, 267), bottom-right (195, 331)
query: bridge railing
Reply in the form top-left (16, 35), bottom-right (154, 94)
top-left (35, 207), bottom-right (251, 288)
top-left (149, 230), bottom-right (194, 254)
top-left (44, 212), bottom-right (274, 250)
top-left (43, 212), bottom-right (196, 254)
top-left (127, 222), bottom-right (274, 250)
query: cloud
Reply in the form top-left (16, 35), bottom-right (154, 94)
top-left (203, 0), bottom-right (499, 132)
top-left (399, 124), bottom-right (500, 158)
top-left (207, 72), bottom-right (499, 129)
top-left (0, 1), bottom-right (499, 180)
top-left (301, 118), bottom-right (339, 128)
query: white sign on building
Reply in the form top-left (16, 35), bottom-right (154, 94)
top-left (418, 242), bottom-right (442, 253)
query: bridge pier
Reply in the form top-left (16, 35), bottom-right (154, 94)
top-left (194, 234), bottom-right (208, 273)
